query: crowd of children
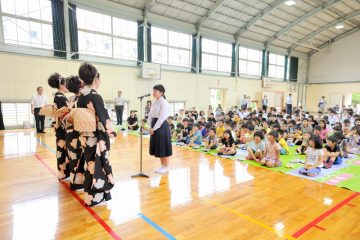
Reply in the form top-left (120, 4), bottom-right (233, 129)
top-left (133, 104), bottom-right (360, 177)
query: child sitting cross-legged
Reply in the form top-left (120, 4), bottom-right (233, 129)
top-left (323, 135), bottom-right (342, 169)
top-left (278, 130), bottom-right (289, 155)
top-left (188, 123), bottom-right (203, 148)
top-left (204, 127), bottom-right (218, 151)
top-left (172, 123), bottom-right (183, 142)
top-left (296, 131), bottom-right (311, 155)
top-left (218, 130), bottom-right (237, 156)
top-left (246, 131), bottom-right (265, 162)
top-left (260, 131), bottom-right (281, 168)
top-left (299, 135), bottom-right (324, 177)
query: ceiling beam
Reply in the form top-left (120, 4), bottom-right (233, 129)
top-left (144, 0), bottom-right (156, 12)
top-left (235, 0), bottom-right (284, 40)
top-left (197, 0), bottom-right (227, 28)
top-left (290, 9), bottom-right (360, 51)
top-left (309, 26), bottom-right (360, 55)
top-left (266, 0), bottom-right (341, 45)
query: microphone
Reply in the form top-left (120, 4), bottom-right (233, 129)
top-left (137, 93), bottom-right (150, 99)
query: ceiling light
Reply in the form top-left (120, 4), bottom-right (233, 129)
top-left (285, 0), bottom-right (296, 6)
top-left (335, 23), bottom-right (344, 29)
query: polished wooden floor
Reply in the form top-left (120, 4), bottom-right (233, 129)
top-left (0, 129), bottom-right (359, 240)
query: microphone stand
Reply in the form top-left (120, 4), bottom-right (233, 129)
top-left (131, 95), bottom-right (149, 178)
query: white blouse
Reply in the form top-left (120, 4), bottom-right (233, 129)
top-left (147, 97), bottom-right (170, 131)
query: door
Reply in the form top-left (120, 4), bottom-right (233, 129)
top-left (210, 89), bottom-right (224, 110)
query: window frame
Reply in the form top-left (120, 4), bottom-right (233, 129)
top-left (0, 0), bottom-right (53, 50)
top-left (151, 26), bottom-right (192, 69)
top-left (238, 46), bottom-right (263, 77)
top-left (201, 37), bottom-right (232, 73)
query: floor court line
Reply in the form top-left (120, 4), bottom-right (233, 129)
top-left (206, 200), bottom-right (296, 240)
top-left (292, 192), bottom-right (360, 238)
top-left (35, 136), bottom-right (177, 240)
top-left (34, 153), bottom-right (122, 240)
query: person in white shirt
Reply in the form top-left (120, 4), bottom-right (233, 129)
top-left (262, 95), bottom-right (268, 112)
top-left (328, 110), bottom-right (339, 126)
top-left (114, 90), bottom-right (125, 125)
top-left (286, 93), bottom-right (293, 115)
top-left (31, 86), bottom-right (48, 133)
top-left (148, 84), bottom-right (172, 174)
top-left (318, 96), bottom-right (327, 112)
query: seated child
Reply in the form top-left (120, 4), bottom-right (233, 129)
top-left (178, 118), bottom-right (192, 144)
top-left (167, 116), bottom-right (175, 132)
top-left (218, 130), bottom-right (236, 156)
top-left (140, 119), bottom-right (149, 135)
top-left (278, 130), bottom-right (289, 155)
top-left (202, 122), bottom-right (212, 139)
top-left (207, 113), bottom-right (216, 123)
top-left (293, 126), bottom-right (303, 145)
top-left (324, 135), bottom-right (342, 169)
top-left (296, 131), bottom-right (311, 155)
top-left (216, 120), bottom-right (226, 139)
top-left (204, 127), bottom-right (218, 151)
top-left (299, 135), bottom-right (323, 177)
top-left (246, 131), bottom-right (265, 162)
top-left (260, 131), bottom-right (281, 167)
top-left (348, 126), bottom-right (360, 154)
top-left (333, 131), bottom-right (349, 158)
top-left (244, 125), bottom-right (255, 144)
top-left (188, 123), bottom-right (203, 148)
top-left (127, 110), bottom-right (139, 130)
top-left (172, 123), bottom-right (183, 141)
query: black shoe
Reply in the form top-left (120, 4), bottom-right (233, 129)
top-left (218, 152), bottom-right (223, 156)
top-left (40, 130), bottom-right (46, 133)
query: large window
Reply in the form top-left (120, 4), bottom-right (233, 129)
top-left (268, 53), bottom-right (285, 79)
top-left (1, 102), bottom-right (34, 127)
top-left (238, 47), bottom-right (262, 76)
top-left (202, 38), bottom-right (231, 72)
top-left (1, 0), bottom-right (53, 49)
top-left (77, 8), bottom-right (137, 60)
top-left (152, 27), bottom-right (191, 68)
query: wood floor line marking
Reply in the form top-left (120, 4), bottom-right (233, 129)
top-left (206, 200), bottom-right (296, 240)
top-left (292, 192), bottom-right (360, 238)
top-left (34, 153), bottom-right (122, 240)
top-left (36, 137), bottom-right (176, 240)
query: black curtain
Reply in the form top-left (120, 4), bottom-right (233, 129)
top-left (51, 0), bottom-right (66, 58)
top-left (289, 56), bottom-right (299, 82)
top-left (0, 102), bottom-right (4, 130)
top-left (137, 20), bottom-right (144, 65)
top-left (146, 23), bottom-right (152, 62)
top-left (231, 43), bottom-right (236, 76)
top-left (191, 34), bottom-right (197, 73)
top-left (262, 50), bottom-right (268, 76)
top-left (199, 36), bottom-right (202, 73)
top-left (69, 3), bottom-right (79, 59)
top-left (284, 55), bottom-right (288, 80)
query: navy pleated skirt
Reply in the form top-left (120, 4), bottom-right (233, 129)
top-left (149, 118), bottom-right (172, 158)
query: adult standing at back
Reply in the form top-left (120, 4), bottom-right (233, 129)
top-left (262, 95), bottom-right (268, 112)
top-left (114, 90), bottom-right (125, 125)
top-left (286, 93), bottom-right (293, 115)
top-left (31, 86), bottom-right (48, 133)
top-left (318, 96), bottom-right (327, 113)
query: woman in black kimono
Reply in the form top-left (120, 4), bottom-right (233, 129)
top-left (65, 76), bottom-right (85, 191)
top-left (48, 73), bottom-right (70, 180)
top-left (77, 63), bottom-right (116, 206)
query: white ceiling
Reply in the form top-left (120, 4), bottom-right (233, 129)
top-left (107, 0), bottom-right (360, 54)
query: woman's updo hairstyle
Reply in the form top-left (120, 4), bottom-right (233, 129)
top-left (48, 72), bottom-right (65, 89)
top-left (66, 76), bottom-right (83, 94)
top-left (78, 62), bottom-right (98, 85)
top-left (153, 84), bottom-right (166, 99)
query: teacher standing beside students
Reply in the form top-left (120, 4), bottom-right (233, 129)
top-left (148, 84), bottom-right (172, 174)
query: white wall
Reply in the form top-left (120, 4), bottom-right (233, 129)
top-left (309, 31), bottom-right (360, 83)
top-left (0, 52), bottom-right (302, 114)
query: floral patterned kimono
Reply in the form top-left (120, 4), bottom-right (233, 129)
top-left (65, 95), bottom-right (85, 191)
top-left (53, 92), bottom-right (70, 180)
top-left (77, 88), bottom-right (115, 207)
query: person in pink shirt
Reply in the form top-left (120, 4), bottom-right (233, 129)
top-left (318, 119), bottom-right (329, 143)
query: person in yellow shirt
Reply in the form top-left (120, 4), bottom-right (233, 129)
top-left (278, 130), bottom-right (289, 155)
top-left (216, 120), bottom-right (226, 139)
